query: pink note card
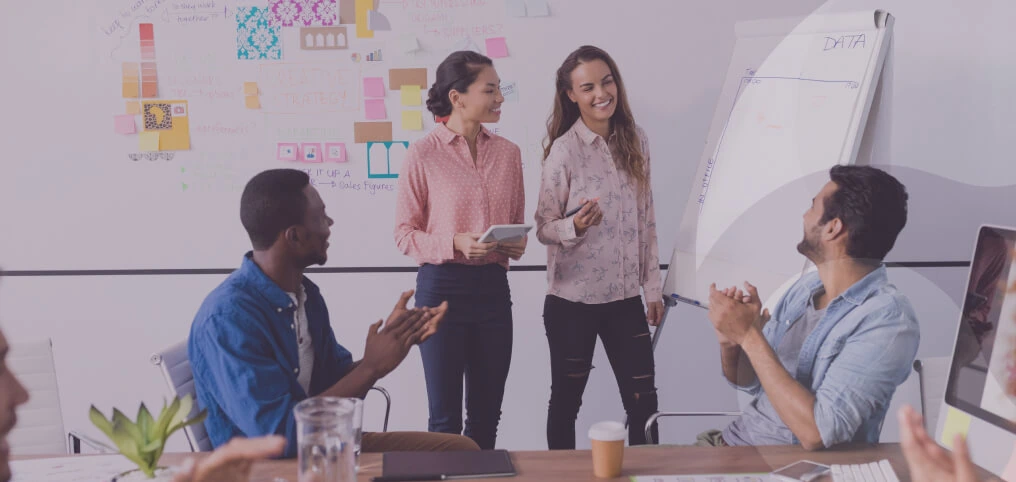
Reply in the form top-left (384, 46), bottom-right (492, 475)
top-left (485, 37), bottom-right (508, 58)
top-left (114, 114), bottom-right (136, 134)
top-left (365, 98), bottom-right (387, 120)
top-left (364, 77), bottom-right (385, 98)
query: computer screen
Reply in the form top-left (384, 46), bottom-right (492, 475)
top-left (945, 225), bottom-right (1016, 434)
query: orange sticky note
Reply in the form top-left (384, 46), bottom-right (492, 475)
top-left (245, 95), bottom-right (261, 109)
top-left (126, 101), bottom-right (141, 115)
top-left (122, 82), bottom-right (139, 98)
top-left (243, 82), bottom-right (259, 95)
top-left (355, 0), bottom-right (374, 38)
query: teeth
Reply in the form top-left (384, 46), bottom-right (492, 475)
top-left (594, 99), bottom-right (612, 108)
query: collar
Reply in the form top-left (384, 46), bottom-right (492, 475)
top-left (804, 264), bottom-right (888, 307)
top-left (434, 123), bottom-right (492, 144)
top-left (238, 252), bottom-right (321, 312)
top-left (570, 118), bottom-right (615, 146)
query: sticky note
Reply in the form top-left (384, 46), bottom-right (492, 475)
top-left (355, 0), bottom-right (373, 38)
top-left (354, 122), bottom-right (393, 143)
top-left (940, 407), bottom-right (972, 449)
top-left (389, 68), bottom-right (428, 89)
top-left (126, 101), bottom-right (141, 115)
top-left (325, 142), bottom-right (347, 162)
top-left (245, 95), bottom-right (261, 109)
top-left (402, 110), bottom-right (423, 131)
top-left (365, 98), bottom-right (386, 120)
top-left (243, 82), bottom-right (259, 95)
top-left (114, 115), bottom-right (136, 134)
top-left (122, 82), bottom-right (139, 98)
top-left (506, 0), bottom-right (526, 17)
top-left (143, 100), bottom-right (190, 151)
top-left (139, 131), bottom-right (160, 151)
top-left (364, 77), bottom-right (385, 98)
top-left (301, 143), bottom-right (322, 162)
top-left (485, 37), bottom-right (508, 58)
top-left (500, 81), bottom-right (519, 103)
top-left (277, 143), bottom-right (298, 161)
top-left (526, 0), bottom-right (549, 16)
top-left (401, 85), bottom-right (422, 106)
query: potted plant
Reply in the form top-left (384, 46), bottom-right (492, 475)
top-left (89, 394), bottom-right (208, 481)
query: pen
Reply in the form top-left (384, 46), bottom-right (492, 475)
top-left (371, 475), bottom-right (448, 482)
top-left (564, 197), bottom-right (599, 217)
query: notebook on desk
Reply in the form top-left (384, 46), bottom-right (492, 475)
top-left (379, 449), bottom-right (516, 480)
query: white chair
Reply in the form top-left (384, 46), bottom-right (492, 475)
top-left (6, 339), bottom-right (112, 454)
top-left (151, 341), bottom-right (393, 452)
top-left (150, 340), bottom-right (212, 452)
top-left (913, 356), bottom-right (954, 433)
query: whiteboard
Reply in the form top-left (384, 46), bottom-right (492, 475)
top-left (0, 0), bottom-right (703, 272)
top-left (663, 9), bottom-right (893, 308)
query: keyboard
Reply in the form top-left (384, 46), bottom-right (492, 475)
top-left (830, 459), bottom-right (900, 482)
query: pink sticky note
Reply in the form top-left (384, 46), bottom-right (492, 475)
top-left (364, 77), bottom-right (385, 98)
top-left (485, 37), bottom-right (508, 58)
top-left (114, 114), bottom-right (136, 134)
top-left (1003, 444), bottom-right (1016, 481)
top-left (365, 98), bottom-right (387, 120)
top-left (277, 143), bottom-right (298, 161)
top-left (301, 143), bottom-right (322, 163)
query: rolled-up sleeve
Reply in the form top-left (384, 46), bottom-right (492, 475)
top-left (535, 142), bottom-right (585, 249)
top-left (191, 317), bottom-right (302, 458)
top-left (812, 306), bottom-right (919, 448)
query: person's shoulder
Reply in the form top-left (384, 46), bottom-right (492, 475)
top-left (191, 273), bottom-right (264, 334)
top-left (862, 284), bottom-right (919, 328)
top-left (486, 130), bottom-right (521, 153)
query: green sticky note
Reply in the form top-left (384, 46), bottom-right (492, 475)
top-left (400, 85), bottom-right (421, 106)
top-left (940, 407), bottom-right (972, 449)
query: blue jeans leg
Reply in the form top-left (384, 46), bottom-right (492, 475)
top-left (419, 321), bottom-right (466, 436)
top-left (463, 314), bottom-right (512, 449)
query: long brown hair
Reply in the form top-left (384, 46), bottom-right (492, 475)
top-left (543, 45), bottom-right (647, 192)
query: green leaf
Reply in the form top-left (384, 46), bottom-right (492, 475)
top-left (111, 419), bottom-right (150, 472)
top-left (88, 406), bottom-right (114, 442)
top-left (167, 409), bottom-right (207, 439)
top-left (154, 396), bottom-right (181, 440)
top-left (112, 409), bottom-right (144, 444)
top-left (137, 403), bottom-right (155, 444)
top-left (168, 395), bottom-right (193, 430)
top-left (141, 438), bottom-right (163, 453)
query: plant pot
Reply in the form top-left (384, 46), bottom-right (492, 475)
top-left (111, 467), bottom-right (176, 482)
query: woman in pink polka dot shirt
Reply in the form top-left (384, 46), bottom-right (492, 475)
top-left (535, 45), bottom-right (663, 449)
top-left (394, 51), bottom-right (525, 450)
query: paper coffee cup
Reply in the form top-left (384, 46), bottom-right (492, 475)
top-left (588, 421), bottom-right (626, 478)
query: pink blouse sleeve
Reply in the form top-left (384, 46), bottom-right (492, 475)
top-left (394, 146), bottom-right (456, 264)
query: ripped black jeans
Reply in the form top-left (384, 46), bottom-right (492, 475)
top-left (543, 295), bottom-right (659, 449)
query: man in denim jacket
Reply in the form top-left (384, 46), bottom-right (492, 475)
top-left (703, 165), bottom-right (919, 450)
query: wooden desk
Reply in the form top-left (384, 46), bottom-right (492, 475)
top-left (155, 443), bottom-right (930, 481)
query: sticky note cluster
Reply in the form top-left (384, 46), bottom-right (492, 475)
top-left (244, 82), bottom-right (260, 109)
top-left (278, 142), bottom-right (347, 162)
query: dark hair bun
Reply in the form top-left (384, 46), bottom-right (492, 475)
top-left (426, 82), bottom-right (452, 117)
top-left (426, 50), bottom-right (493, 120)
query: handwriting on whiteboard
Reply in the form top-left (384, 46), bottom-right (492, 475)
top-left (824, 33), bottom-right (866, 50)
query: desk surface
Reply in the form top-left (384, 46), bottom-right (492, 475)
top-left (160, 443), bottom-right (920, 481)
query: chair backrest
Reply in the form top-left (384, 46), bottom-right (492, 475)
top-left (914, 356), bottom-right (953, 433)
top-left (150, 340), bottom-right (212, 452)
top-left (6, 339), bottom-right (68, 455)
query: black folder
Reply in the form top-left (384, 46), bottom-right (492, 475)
top-left (378, 449), bottom-right (517, 480)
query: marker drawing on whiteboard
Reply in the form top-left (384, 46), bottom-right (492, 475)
top-left (697, 157), bottom-right (715, 206)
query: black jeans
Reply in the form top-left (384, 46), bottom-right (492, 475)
top-left (543, 295), bottom-right (659, 449)
top-left (416, 263), bottom-right (513, 450)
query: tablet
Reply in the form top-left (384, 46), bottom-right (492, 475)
top-left (478, 224), bottom-right (532, 243)
top-left (769, 460), bottom-right (830, 482)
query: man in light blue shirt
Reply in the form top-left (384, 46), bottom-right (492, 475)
top-left (704, 165), bottom-right (919, 450)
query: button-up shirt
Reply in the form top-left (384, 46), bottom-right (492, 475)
top-left (535, 119), bottom-right (662, 304)
top-left (722, 266), bottom-right (920, 447)
top-left (394, 123), bottom-right (525, 270)
top-left (189, 253), bottom-right (354, 458)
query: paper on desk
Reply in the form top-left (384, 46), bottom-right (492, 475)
top-left (630, 474), bottom-right (768, 482)
top-left (11, 455), bottom-right (136, 482)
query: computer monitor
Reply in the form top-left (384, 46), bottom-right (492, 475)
top-left (942, 224), bottom-right (1016, 474)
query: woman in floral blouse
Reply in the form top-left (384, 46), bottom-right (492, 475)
top-left (535, 45), bottom-right (663, 448)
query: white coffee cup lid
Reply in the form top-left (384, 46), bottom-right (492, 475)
top-left (588, 421), bottom-right (626, 441)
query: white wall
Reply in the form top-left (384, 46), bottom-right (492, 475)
top-left (5, 0), bottom-right (1016, 454)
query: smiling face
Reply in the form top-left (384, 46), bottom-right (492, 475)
top-left (449, 64), bottom-right (504, 124)
top-left (566, 59), bottom-right (618, 128)
top-left (0, 330), bottom-right (30, 482)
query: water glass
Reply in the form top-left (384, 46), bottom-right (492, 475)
top-left (294, 397), bottom-right (357, 482)
top-left (351, 398), bottom-right (364, 471)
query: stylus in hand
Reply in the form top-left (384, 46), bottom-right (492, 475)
top-left (564, 197), bottom-right (599, 217)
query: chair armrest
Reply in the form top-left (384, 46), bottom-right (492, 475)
top-left (645, 411), bottom-right (742, 444)
top-left (68, 430), bottom-right (116, 454)
top-left (367, 386), bottom-right (392, 432)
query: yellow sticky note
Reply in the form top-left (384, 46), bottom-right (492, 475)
top-left (940, 407), bottom-right (972, 449)
top-left (142, 100), bottom-right (191, 151)
top-left (355, 0), bottom-right (374, 38)
top-left (245, 95), bottom-right (261, 109)
top-left (126, 101), bottom-right (141, 115)
top-left (402, 110), bottom-right (423, 131)
top-left (400, 85), bottom-right (421, 106)
top-left (243, 82), bottom-right (259, 95)
top-left (139, 131), bottom-right (160, 151)
top-left (122, 82), bottom-right (139, 98)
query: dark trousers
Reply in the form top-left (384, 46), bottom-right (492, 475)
top-left (415, 263), bottom-right (513, 450)
top-left (543, 295), bottom-right (659, 449)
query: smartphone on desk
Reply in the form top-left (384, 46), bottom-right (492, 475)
top-left (770, 460), bottom-right (831, 482)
